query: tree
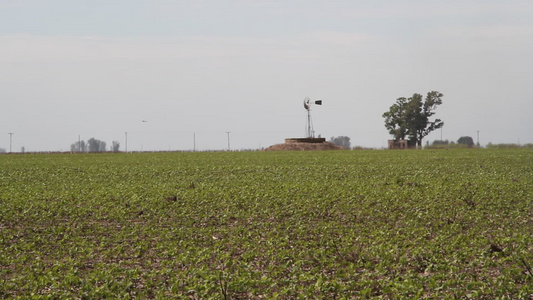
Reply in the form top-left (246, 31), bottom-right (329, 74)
top-left (457, 136), bottom-right (474, 147)
top-left (71, 140), bottom-right (86, 152)
top-left (87, 138), bottom-right (106, 152)
top-left (382, 97), bottom-right (409, 141)
top-left (112, 140), bottom-right (120, 152)
top-left (330, 136), bottom-right (351, 149)
top-left (383, 91), bottom-right (444, 147)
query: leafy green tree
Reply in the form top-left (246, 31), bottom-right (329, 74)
top-left (457, 136), bottom-right (474, 147)
top-left (383, 91), bottom-right (444, 147)
top-left (382, 97), bottom-right (409, 141)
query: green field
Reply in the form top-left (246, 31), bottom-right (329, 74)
top-left (1, 149), bottom-right (532, 298)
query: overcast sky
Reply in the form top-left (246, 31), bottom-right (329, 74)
top-left (1, 0), bottom-right (532, 151)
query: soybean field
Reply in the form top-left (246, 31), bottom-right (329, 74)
top-left (1, 149), bottom-right (532, 298)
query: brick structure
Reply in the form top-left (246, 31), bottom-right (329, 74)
top-left (388, 140), bottom-right (408, 149)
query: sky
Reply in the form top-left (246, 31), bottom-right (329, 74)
top-left (1, 0), bottom-right (532, 151)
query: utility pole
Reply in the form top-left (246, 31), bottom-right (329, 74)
top-left (226, 132), bottom-right (231, 151)
top-left (476, 130), bottom-right (480, 147)
top-left (125, 132), bottom-right (128, 153)
top-left (8, 133), bottom-right (13, 153)
top-left (193, 133), bottom-right (196, 152)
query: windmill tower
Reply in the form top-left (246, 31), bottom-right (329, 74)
top-left (282, 97), bottom-right (327, 146)
top-left (303, 97), bottom-right (322, 138)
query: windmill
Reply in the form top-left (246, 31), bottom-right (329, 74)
top-left (303, 97), bottom-right (322, 138)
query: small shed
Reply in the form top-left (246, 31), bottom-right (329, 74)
top-left (388, 140), bottom-right (408, 149)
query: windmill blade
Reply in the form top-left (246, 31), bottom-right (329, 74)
top-left (303, 97), bottom-right (311, 110)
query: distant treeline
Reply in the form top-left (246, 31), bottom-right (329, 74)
top-left (71, 138), bottom-right (120, 152)
top-left (486, 143), bottom-right (533, 149)
top-left (426, 139), bottom-right (533, 149)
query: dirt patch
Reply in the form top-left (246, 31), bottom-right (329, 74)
top-left (264, 142), bottom-right (344, 151)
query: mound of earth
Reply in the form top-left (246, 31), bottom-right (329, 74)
top-left (265, 142), bottom-right (344, 151)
